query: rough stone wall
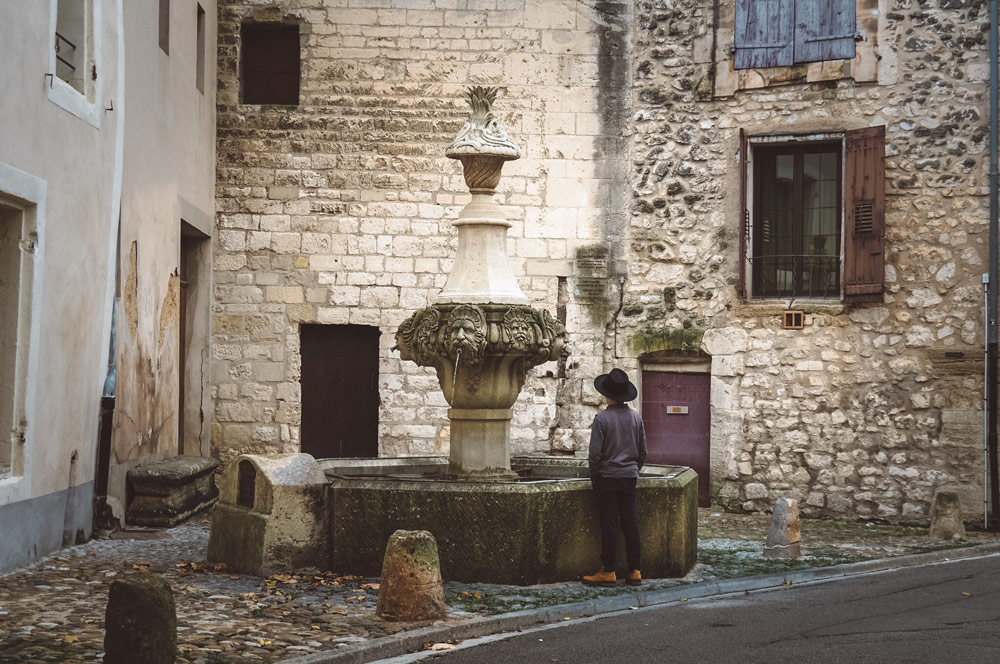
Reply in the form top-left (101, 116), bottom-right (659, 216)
top-left (212, 0), bottom-right (632, 466)
top-left (626, 0), bottom-right (991, 522)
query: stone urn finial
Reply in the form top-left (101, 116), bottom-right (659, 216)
top-left (446, 86), bottom-right (521, 192)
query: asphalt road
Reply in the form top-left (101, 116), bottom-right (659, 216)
top-left (405, 555), bottom-right (1000, 664)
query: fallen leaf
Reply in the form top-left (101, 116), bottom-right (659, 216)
top-left (427, 643), bottom-right (456, 651)
top-left (62, 636), bottom-right (79, 644)
top-left (186, 586), bottom-right (198, 594)
top-left (961, 592), bottom-right (971, 596)
top-left (361, 583), bottom-right (380, 591)
top-left (330, 610), bottom-right (347, 616)
top-left (259, 639), bottom-right (272, 646)
top-left (311, 625), bottom-right (321, 630)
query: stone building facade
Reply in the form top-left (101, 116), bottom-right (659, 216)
top-left (212, 0), bottom-right (993, 524)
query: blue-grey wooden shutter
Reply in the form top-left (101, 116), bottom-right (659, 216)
top-left (733, 0), bottom-right (794, 69)
top-left (794, 0), bottom-right (857, 64)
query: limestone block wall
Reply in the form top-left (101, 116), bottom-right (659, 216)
top-left (624, 0), bottom-right (991, 521)
top-left (212, 0), bottom-right (632, 465)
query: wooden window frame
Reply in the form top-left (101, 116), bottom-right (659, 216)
top-left (750, 140), bottom-right (843, 300)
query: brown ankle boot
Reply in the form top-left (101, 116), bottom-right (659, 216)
top-left (627, 569), bottom-right (642, 586)
top-left (583, 569), bottom-right (617, 587)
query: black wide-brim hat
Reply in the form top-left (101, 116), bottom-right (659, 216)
top-left (594, 368), bottom-right (638, 402)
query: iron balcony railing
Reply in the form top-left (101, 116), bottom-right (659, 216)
top-left (749, 254), bottom-right (841, 299)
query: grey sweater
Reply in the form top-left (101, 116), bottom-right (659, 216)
top-left (588, 403), bottom-right (647, 479)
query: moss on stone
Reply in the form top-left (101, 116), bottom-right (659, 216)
top-left (628, 324), bottom-right (705, 355)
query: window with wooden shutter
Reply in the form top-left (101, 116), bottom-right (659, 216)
top-left (734, 0), bottom-right (856, 70)
top-left (843, 126), bottom-right (885, 304)
top-left (734, 0), bottom-right (794, 69)
top-left (795, 0), bottom-right (857, 63)
top-left (240, 23), bottom-right (300, 105)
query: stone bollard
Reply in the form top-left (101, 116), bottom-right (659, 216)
top-left (763, 498), bottom-right (801, 559)
top-left (929, 490), bottom-right (966, 540)
top-left (376, 530), bottom-right (447, 622)
top-left (104, 572), bottom-right (176, 664)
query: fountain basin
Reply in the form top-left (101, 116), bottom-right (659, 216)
top-left (322, 456), bottom-right (697, 585)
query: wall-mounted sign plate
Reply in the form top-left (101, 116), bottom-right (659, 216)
top-left (665, 405), bottom-right (689, 415)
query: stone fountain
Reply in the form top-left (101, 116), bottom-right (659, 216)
top-left (395, 86), bottom-right (566, 481)
top-left (208, 88), bottom-right (697, 585)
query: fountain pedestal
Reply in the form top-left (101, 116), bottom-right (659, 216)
top-left (448, 408), bottom-right (512, 479)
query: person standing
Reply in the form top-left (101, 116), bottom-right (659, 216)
top-left (583, 368), bottom-right (647, 587)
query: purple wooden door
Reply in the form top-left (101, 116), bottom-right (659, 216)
top-left (642, 372), bottom-right (711, 507)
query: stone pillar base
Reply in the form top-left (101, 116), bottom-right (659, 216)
top-left (448, 408), bottom-right (517, 481)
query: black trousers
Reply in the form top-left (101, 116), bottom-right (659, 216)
top-left (592, 475), bottom-right (640, 572)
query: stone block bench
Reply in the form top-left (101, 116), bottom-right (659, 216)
top-left (126, 456), bottom-right (219, 527)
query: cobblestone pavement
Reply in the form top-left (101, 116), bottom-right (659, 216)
top-left (0, 510), bottom-right (997, 663)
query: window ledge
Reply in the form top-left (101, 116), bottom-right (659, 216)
top-left (740, 300), bottom-right (846, 316)
top-left (48, 77), bottom-right (101, 128)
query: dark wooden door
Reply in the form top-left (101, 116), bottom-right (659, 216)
top-left (642, 371), bottom-right (711, 506)
top-left (300, 324), bottom-right (380, 459)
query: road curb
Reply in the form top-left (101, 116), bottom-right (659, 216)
top-left (281, 542), bottom-right (1000, 664)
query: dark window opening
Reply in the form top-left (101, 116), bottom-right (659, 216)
top-left (240, 22), bottom-right (300, 105)
top-left (733, 0), bottom-right (856, 70)
top-left (159, 0), bottom-right (170, 54)
top-left (196, 4), bottom-right (206, 93)
top-left (237, 460), bottom-right (256, 509)
top-left (752, 142), bottom-right (842, 299)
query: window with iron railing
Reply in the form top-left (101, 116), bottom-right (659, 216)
top-left (55, 0), bottom-right (91, 95)
top-left (736, 127), bottom-right (886, 303)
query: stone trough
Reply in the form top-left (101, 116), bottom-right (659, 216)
top-left (209, 453), bottom-right (698, 585)
top-left (323, 455), bottom-right (697, 585)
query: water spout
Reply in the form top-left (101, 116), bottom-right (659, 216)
top-left (451, 349), bottom-right (461, 404)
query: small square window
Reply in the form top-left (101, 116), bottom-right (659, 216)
top-left (240, 22), bottom-right (300, 106)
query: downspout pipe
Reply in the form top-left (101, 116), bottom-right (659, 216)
top-left (988, 0), bottom-right (999, 532)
